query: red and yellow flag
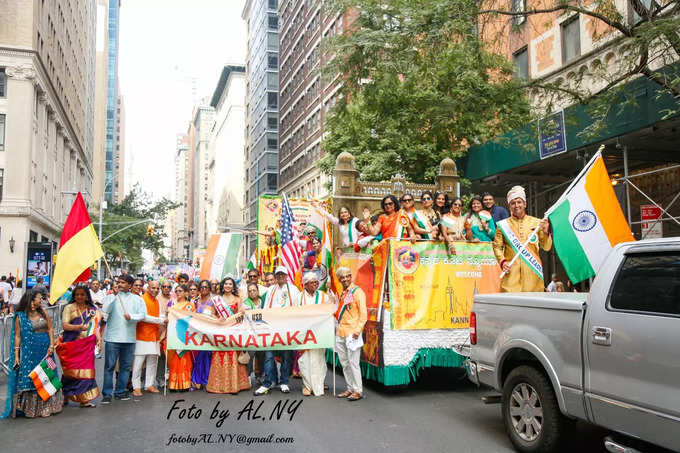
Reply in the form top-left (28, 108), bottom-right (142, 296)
top-left (49, 192), bottom-right (104, 304)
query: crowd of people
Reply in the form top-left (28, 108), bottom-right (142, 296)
top-left (1, 263), bottom-right (368, 419)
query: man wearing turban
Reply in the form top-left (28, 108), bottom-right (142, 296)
top-left (492, 186), bottom-right (552, 292)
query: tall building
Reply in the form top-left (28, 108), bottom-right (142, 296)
top-left (278, 2), bottom-right (347, 200)
top-left (104, 0), bottom-right (120, 203)
top-left (242, 0), bottom-right (280, 257)
top-left (171, 133), bottom-right (191, 261)
top-left (191, 102), bottom-right (215, 252)
top-left (114, 93), bottom-right (125, 200)
top-left (208, 65), bottom-right (246, 236)
top-left (0, 0), bottom-right (97, 277)
top-left (92, 0), bottom-right (109, 204)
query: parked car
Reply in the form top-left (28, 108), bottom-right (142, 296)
top-left (466, 238), bottom-right (680, 452)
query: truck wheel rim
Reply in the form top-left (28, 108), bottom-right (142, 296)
top-left (509, 383), bottom-right (543, 442)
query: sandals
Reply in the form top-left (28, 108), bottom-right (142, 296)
top-left (80, 402), bottom-right (96, 408)
top-left (336, 390), bottom-right (352, 398)
top-left (347, 392), bottom-right (363, 401)
top-left (302, 388), bottom-right (312, 397)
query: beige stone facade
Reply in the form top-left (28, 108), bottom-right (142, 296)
top-left (171, 133), bottom-right (190, 261)
top-left (191, 103), bottom-right (215, 252)
top-left (0, 0), bottom-right (96, 278)
top-left (91, 0), bottom-right (109, 205)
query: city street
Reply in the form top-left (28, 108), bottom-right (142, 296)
top-left (0, 364), bottom-right (631, 453)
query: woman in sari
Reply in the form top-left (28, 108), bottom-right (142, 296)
top-left (166, 284), bottom-right (194, 391)
top-left (434, 191), bottom-right (451, 218)
top-left (364, 195), bottom-right (416, 241)
top-left (57, 285), bottom-right (101, 407)
top-left (191, 280), bottom-right (214, 390)
top-left (2, 290), bottom-right (63, 418)
top-left (206, 277), bottom-right (251, 394)
top-left (464, 196), bottom-right (496, 242)
top-left (440, 197), bottom-right (467, 254)
top-left (414, 191), bottom-right (440, 240)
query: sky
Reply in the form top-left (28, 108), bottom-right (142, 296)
top-left (118, 0), bottom-right (247, 201)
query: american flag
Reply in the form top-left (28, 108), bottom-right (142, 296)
top-left (280, 193), bottom-right (302, 280)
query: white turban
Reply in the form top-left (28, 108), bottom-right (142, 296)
top-left (507, 185), bottom-right (526, 204)
top-left (302, 272), bottom-right (318, 284)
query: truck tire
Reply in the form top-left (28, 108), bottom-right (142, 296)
top-left (502, 365), bottom-right (566, 453)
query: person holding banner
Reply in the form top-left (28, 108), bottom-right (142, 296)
top-left (166, 285), bottom-right (194, 391)
top-left (255, 266), bottom-right (301, 395)
top-left (335, 267), bottom-right (367, 402)
top-left (1, 290), bottom-right (63, 418)
top-left (191, 280), bottom-right (216, 390)
top-left (493, 186), bottom-right (552, 292)
top-left (57, 285), bottom-right (101, 407)
top-left (297, 273), bottom-right (331, 396)
top-left (206, 278), bottom-right (251, 394)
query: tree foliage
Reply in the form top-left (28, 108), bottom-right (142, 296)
top-left (92, 184), bottom-right (180, 272)
top-left (320, 0), bottom-right (532, 183)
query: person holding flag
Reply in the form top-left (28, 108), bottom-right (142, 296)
top-left (493, 186), bottom-right (552, 292)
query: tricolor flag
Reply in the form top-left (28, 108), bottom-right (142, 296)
top-left (308, 207), bottom-right (335, 291)
top-left (28, 356), bottom-right (62, 402)
top-left (546, 151), bottom-right (634, 284)
top-left (50, 193), bottom-right (104, 304)
top-left (247, 252), bottom-right (257, 271)
top-left (200, 233), bottom-right (243, 281)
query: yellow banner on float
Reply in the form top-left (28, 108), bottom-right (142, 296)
top-left (388, 241), bottom-right (501, 330)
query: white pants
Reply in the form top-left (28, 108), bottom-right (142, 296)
top-left (298, 349), bottom-right (327, 396)
top-left (336, 335), bottom-right (362, 394)
top-left (132, 354), bottom-right (158, 389)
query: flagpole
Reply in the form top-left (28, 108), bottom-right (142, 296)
top-left (101, 254), bottom-right (128, 316)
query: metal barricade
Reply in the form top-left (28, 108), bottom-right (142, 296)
top-left (0, 303), bottom-right (66, 375)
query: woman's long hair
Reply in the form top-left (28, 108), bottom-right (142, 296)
top-left (16, 290), bottom-right (48, 320)
top-left (337, 206), bottom-right (353, 225)
top-left (220, 277), bottom-right (239, 297)
top-left (434, 191), bottom-right (450, 215)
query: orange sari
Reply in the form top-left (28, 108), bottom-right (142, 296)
top-left (378, 210), bottom-right (410, 239)
top-left (167, 300), bottom-right (195, 390)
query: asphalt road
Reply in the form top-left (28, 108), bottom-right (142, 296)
top-left (0, 365), bottom-right (667, 453)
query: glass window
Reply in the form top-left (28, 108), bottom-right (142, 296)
top-left (561, 16), bottom-right (581, 64)
top-left (268, 0), bottom-right (277, 9)
top-left (0, 168), bottom-right (3, 203)
top-left (0, 68), bottom-right (5, 97)
top-left (267, 32), bottom-right (278, 50)
top-left (267, 92), bottom-right (278, 109)
top-left (609, 252), bottom-right (680, 316)
top-left (267, 114), bottom-right (278, 130)
top-left (512, 0), bottom-right (525, 25)
top-left (267, 174), bottom-right (277, 190)
top-left (513, 47), bottom-right (529, 79)
top-left (0, 114), bottom-right (5, 151)
top-left (268, 14), bottom-right (278, 30)
top-left (29, 230), bottom-right (38, 242)
top-left (268, 55), bottom-right (278, 69)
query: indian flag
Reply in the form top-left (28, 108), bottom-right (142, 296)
top-left (247, 252), bottom-right (257, 271)
top-left (29, 356), bottom-right (62, 402)
top-left (546, 151), bottom-right (634, 284)
top-left (308, 207), bottom-right (335, 291)
top-left (200, 233), bottom-right (243, 281)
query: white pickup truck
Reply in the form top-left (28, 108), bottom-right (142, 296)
top-left (466, 238), bottom-right (680, 453)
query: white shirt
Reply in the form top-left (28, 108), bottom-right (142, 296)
top-left (90, 288), bottom-right (107, 305)
top-left (0, 282), bottom-right (11, 301)
top-left (263, 283), bottom-right (301, 309)
top-left (546, 281), bottom-right (557, 292)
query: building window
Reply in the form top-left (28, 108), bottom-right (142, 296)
top-left (29, 230), bottom-right (38, 242)
top-left (0, 68), bottom-right (5, 97)
top-left (511, 0), bottom-right (526, 25)
top-left (0, 169), bottom-right (3, 203)
top-left (268, 0), bottom-right (277, 10)
top-left (0, 114), bottom-right (4, 151)
top-left (268, 14), bottom-right (278, 30)
top-left (561, 16), bottom-right (581, 64)
top-left (267, 174), bottom-right (277, 190)
top-left (513, 47), bottom-right (529, 79)
top-left (267, 92), bottom-right (278, 109)
top-left (268, 55), bottom-right (278, 69)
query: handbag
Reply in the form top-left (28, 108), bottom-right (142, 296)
top-left (237, 351), bottom-right (250, 365)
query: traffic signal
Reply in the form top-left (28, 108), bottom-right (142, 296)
top-left (146, 225), bottom-right (155, 236)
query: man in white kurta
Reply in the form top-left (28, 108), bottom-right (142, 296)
top-left (297, 273), bottom-right (332, 396)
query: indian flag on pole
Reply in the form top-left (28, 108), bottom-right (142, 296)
top-left (546, 151), bottom-right (634, 284)
top-left (29, 356), bottom-right (62, 402)
top-left (200, 233), bottom-right (243, 281)
top-left (247, 252), bottom-right (257, 271)
top-left (308, 207), bottom-right (335, 291)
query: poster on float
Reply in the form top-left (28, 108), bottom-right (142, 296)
top-left (388, 241), bottom-right (501, 330)
top-left (167, 304), bottom-right (336, 351)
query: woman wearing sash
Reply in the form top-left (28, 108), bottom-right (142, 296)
top-left (57, 285), bottom-right (101, 407)
top-left (402, 193), bottom-right (438, 240)
top-left (206, 277), bottom-right (251, 394)
top-left (412, 191), bottom-right (439, 240)
top-left (191, 280), bottom-right (214, 390)
top-left (167, 284), bottom-right (194, 391)
top-left (322, 206), bottom-right (362, 248)
top-left (364, 195), bottom-right (416, 240)
top-left (297, 273), bottom-right (331, 396)
top-left (464, 196), bottom-right (496, 242)
top-left (440, 197), bottom-right (467, 254)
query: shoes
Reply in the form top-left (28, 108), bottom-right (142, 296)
top-left (132, 389), bottom-right (143, 397)
top-left (254, 385), bottom-right (270, 396)
top-left (347, 392), bottom-right (363, 401)
top-left (115, 392), bottom-right (131, 401)
top-left (101, 396), bottom-right (112, 404)
top-left (80, 402), bottom-right (96, 408)
top-left (337, 390), bottom-right (352, 398)
top-left (145, 386), bottom-right (160, 393)
top-left (280, 384), bottom-right (290, 393)
top-left (302, 387), bottom-right (311, 396)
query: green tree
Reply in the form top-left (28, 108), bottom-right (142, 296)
top-left (94, 184), bottom-right (180, 272)
top-left (320, 0), bottom-right (533, 183)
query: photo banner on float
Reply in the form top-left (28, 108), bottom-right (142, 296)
top-left (167, 304), bottom-right (336, 351)
top-left (388, 241), bottom-right (501, 330)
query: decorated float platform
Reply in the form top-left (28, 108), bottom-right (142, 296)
top-left (326, 239), bottom-right (500, 387)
